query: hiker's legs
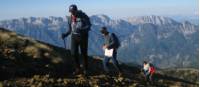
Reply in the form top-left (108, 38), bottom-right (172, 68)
top-left (111, 51), bottom-right (122, 73)
top-left (80, 33), bottom-right (88, 71)
top-left (71, 37), bottom-right (80, 70)
top-left (144, 70), bottom-right (149, 76)
top-left (143, 70), bottom-right (150, 81)
top-left (149, 73), bottom-right (154, 81)
top-left (147, 73), bottom-right (151, 82)
top-left (103, 57), bottom-right (110, 73)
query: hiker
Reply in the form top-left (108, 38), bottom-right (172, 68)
top-left (62, 4), bottom-right (91, 75)
top-left (142, 61), bottom-right (155, 82)
top-left (100, 27), bottom-right (122, 76)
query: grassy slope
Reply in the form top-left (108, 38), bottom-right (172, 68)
top-left (0, 28), bottom-right (198, 87)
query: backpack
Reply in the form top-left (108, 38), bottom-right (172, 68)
top-left (149, 63), bottom-right (155, 74)
top-left (111, 33), bottom-right (121, 49)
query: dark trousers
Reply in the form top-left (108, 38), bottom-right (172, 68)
top-left (103, 50), bottom-right (121, 73)
top-left (71, 33), bottom-right (88, 70)
top-left (143, 70), bottom-right (153, 82)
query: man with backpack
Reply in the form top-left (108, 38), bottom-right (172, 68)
top-left (62, 4), bottom-right (91, 75)
top-left (100, 27), bottom-right (122, 76)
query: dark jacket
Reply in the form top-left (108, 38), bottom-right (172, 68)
top-left (104, 33), bottom-right (120, 49)
top-left (65, 10), bottom-right (91, 37)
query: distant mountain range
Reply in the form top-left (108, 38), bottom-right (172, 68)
top-left (169, 15), bottom-right (199, 25)
top-left (0, 15), bottom-right (198, 68)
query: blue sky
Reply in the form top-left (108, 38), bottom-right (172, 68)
top-left (0, 0), bottom-right (198, 20)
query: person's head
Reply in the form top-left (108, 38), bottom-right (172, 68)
top-left (69, 4), bottom-right (78, 15)
top-left (149, 63), bottom-right (154, 67)
top-left (143, 61), bottom-right (148, 65)
top-left (100, 26), bottom-right (109, 36)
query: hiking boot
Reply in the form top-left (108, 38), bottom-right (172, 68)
top-left (118, 72), bottom-right (123, 77)
top-left (83, 70), bottom-right (88, 76)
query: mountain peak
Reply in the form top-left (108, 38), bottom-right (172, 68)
top-left (90, 14), bottom-right (111, 25)
top-left (92, 14), bottom-right (111, 20)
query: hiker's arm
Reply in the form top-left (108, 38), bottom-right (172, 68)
top-left (63, 16), bottom-right (72, 38)
top-left (107, 34), bottom-right (115, 49)
top-left (67, 16), bottom-right (72, 36)
top-left (81, 13), bottom-right (91, 31)
top-left (148, 68), bottom-right (151, 74)
top-left (65, 26), bottom-right (71, 37)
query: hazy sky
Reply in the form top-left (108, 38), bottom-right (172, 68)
top-left (0, 0), bottom-right (198, 20)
